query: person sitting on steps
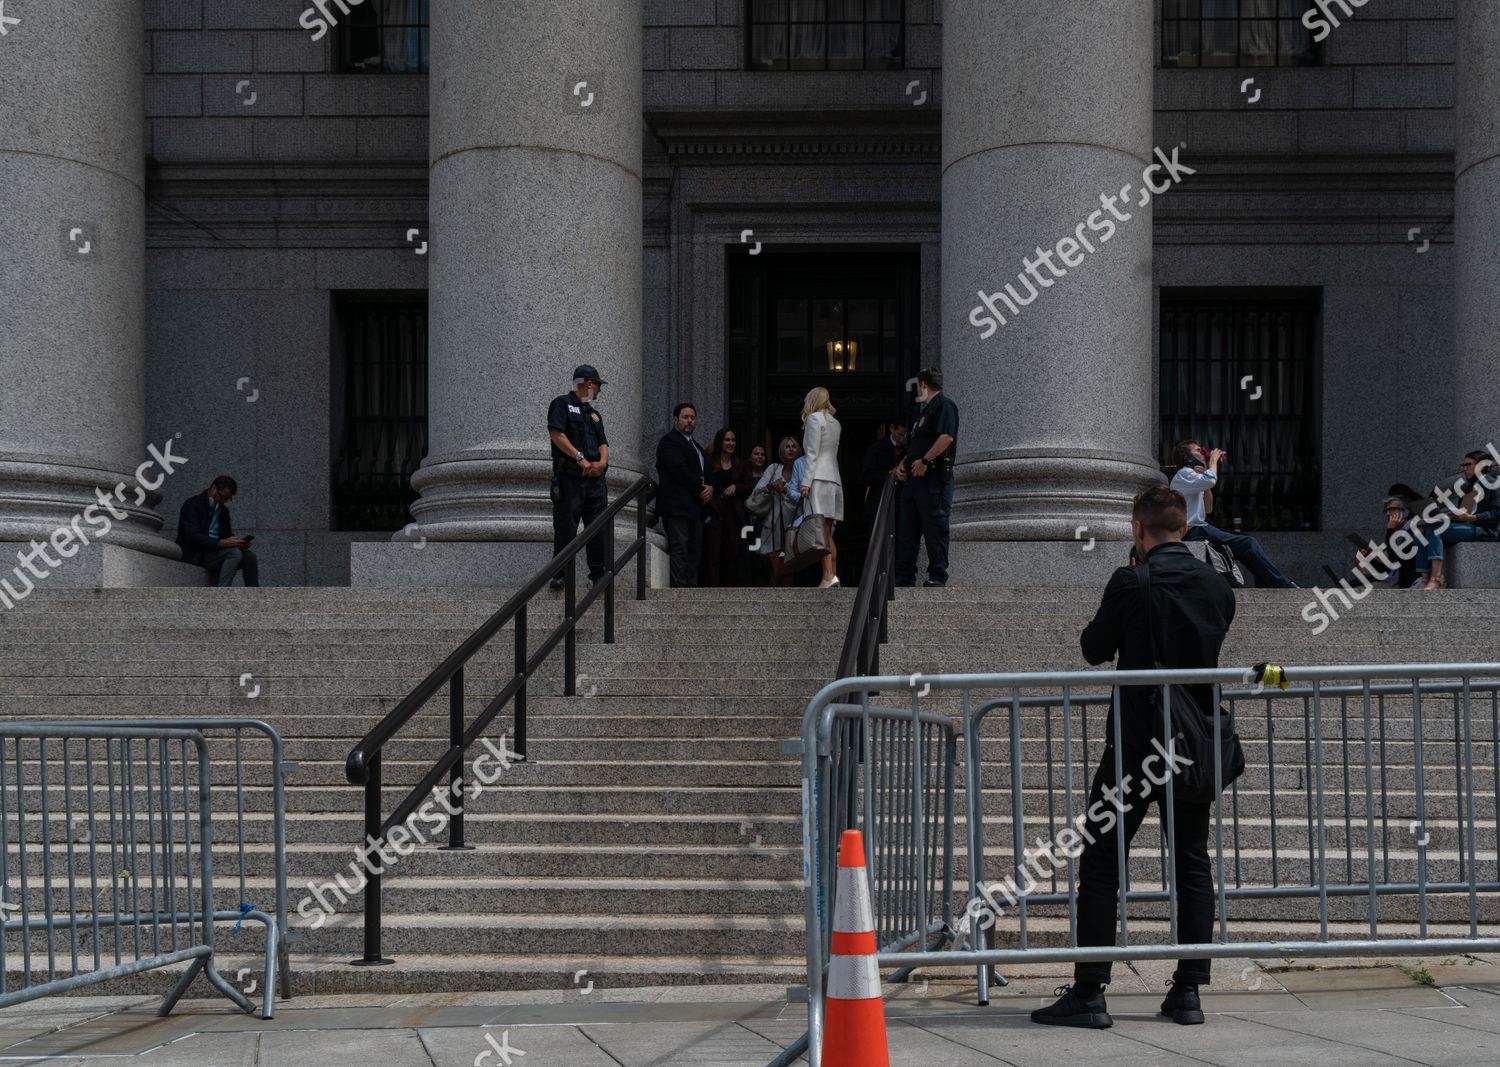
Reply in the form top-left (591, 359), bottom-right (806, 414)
top-left (176, 475), bottom-right (259, 587)
top-left (1170, 440), bottom-right (1298, 589)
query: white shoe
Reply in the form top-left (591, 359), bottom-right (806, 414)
top-left (819, 576), bottom-right (841, 589)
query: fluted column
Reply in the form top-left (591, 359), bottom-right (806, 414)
top-left (411, 0), bottom-right (644, 541)
top-left (942, 0), bottom-right (1162, 540)
top-left (0, 0), bottom-right (176, 558)
top-left (1456, 0), bottom-right (1500, 454)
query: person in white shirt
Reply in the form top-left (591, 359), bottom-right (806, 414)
top-left (799, 387), bottom-right (844, 589)
top-left (1170, 440), bottom-right (1298, 589)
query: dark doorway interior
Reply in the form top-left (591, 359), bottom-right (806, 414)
top-left (728, 247), bottom-right (921, 583)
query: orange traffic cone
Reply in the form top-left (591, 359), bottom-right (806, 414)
top-left (821, 829), bottom-right (890, 1067)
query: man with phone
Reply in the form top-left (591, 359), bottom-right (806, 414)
top-left (1170, 440), bottom-right (1297, 589)
top-left (175, 475), bottom-right (260, 586)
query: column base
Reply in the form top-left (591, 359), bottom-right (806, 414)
top-left (948, 540), bottom-right (1213, 587)
top-left (0, 457), bottom-right (181, 560)
top-left (951, 449), bottom-right (1166, 541)
top-left (405, 452), bottom-right (643, 542)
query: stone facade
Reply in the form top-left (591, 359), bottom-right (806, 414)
top-left (0, 0), bottom-right (1477, 586)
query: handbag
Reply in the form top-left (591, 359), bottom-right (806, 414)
top-left (779, 498), bottom-right (831, 575)
top-left (1202, 539), bottom-right (1245, 587)
top-left (1134, 562), bottom-right (1245, 803)
top-left (745, 475), bottom-right (773, 520)
top-left (769, 506), bottom-right (795, 580)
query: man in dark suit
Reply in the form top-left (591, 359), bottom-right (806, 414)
top-left (654, 402), bottom-right (711, 588)
top-left (1032, 485), bottom-right (1235, 1030)
top-left (860, 421), bottom-right (907, 502)
top-left (176, 474), bottom-right (259, 586)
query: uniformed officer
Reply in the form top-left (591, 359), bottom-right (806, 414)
top-left (894, 367), bottom-right (959, 587)
top-left (546, 365), bottom-right (610, 590)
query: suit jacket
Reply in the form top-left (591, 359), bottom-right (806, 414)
top-left (1080, 540), bottom-right (1236, 751)
top-left (862, 436), bottom-right (904, 491)
top-left (176, 491), bottom-right (234, 565)
top-left (801, 411), bottom-right (842, 485)
top-left (655, 430), bottom-right (707, 518)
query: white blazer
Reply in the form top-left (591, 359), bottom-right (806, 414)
top-left (801, 411), bottom-right (842, 485)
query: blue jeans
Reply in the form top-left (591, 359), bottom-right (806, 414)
top-left (1185, 524), bottom-right (1296, 588)
top-left (201, 547), bottom-right (259, 587)
top-left (1414, 522), bottom-right (1498, 576)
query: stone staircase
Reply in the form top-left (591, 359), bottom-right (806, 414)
top-left (2, 583), bottom-right (1498, 995)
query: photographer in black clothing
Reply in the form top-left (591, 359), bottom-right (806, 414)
top-left (1032, 485), bottom-right (1236, 1031)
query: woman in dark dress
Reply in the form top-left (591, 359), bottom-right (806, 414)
top-left (700, 428), bottom-right (752, 586)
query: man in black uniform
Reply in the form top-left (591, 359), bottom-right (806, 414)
top-left (546, 365), bottom-right (610, 590)
top-left (894, 367), bottom-right (959, 587)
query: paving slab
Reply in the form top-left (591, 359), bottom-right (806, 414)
top-left (8, 975), bottom-right (1500, 1066)
top-left (1222, 1005), bottom-right (1499, 1066)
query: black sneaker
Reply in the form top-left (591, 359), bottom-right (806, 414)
top-left (1159, 981), bottom-right (1204, 1025)
top-left (1031, 983), bottom-right (1112, 1028)
top-left (548, 576), bottom-right (565, 591)
top-left (922, 578), bottom-right (947, 588)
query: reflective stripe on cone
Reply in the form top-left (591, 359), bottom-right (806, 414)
top-left (821, 829), bottom-right (890, 1067)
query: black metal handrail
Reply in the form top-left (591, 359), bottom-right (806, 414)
top-left (344, 473), bottom-right (654, 965)
top-left (838, 473), bottom-right (897, 680)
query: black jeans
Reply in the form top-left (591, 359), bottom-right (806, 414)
top-left (552, 475), bottom-right (609, 581)
top-left (662, 514), bottom-right (703, 588)
top-left (894, 475), bottom-right (952, 585)
top-left (1075, 744), bottom-right (1215, 987)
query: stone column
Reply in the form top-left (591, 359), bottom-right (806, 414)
top-left (0, 0), bottom-right (176, 559)
top-left (411, 0), bottom-right (644, 541)
top-left (941, 0), bottom-right (1162, 541)
top-left (1456, 0), bottom-right (1500, 456)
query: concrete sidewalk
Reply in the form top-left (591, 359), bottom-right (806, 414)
top-left (3, 958), bottom-right (1500, 1065)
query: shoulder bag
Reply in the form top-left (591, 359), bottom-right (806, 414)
top-left (1134, 562), bottom-right (1245, 803)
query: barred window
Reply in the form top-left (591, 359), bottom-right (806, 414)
top-left (1159, 291), bottom-right (1322, 531)
top-left (340, 0), bottom-right (429, 74)
top-left (1162, 0), bottom-right (1321, 67)
top-left (331, 295), bottom-right (428, 532)
top-left (749, 0), bottom-right (904, 71)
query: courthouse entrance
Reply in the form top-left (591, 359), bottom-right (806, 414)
top-left (727, 247), bottom-right (921, 582)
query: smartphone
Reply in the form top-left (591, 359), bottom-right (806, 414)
top-left (241, 534), bottom-right (255, 545)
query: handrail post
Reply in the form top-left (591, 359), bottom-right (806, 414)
top-left (353, 751), bottom-right (393, 966)
top-left (636, 487), bottom-right (647, 600)
top-left (515, 604), bottom-right (528, 760)
top-left (441, 666), bottom-right (474, 851)
top-left (604, 522), bottom-right (617, 645)
top-left (564, 558), bottom-right (577, 696)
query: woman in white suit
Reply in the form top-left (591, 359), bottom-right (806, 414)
top-left (799, 386), bottom-right (843, 589)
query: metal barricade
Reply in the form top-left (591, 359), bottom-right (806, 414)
top-left (0, 723), bottom-right (272, 1017)
top-left (795, 687), bottom-right (961, 1067)
top-left (796, 663), bottom-right (1500, 1067)
top-left (77, 718), bottom-right (291, 1006)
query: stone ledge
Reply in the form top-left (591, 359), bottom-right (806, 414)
top-left (1447, 541), bottom-right (1500, 589)
top-left (0, 543), bottom-right (206, 592)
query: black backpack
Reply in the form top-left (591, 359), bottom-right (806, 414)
top-left (1134, 562), bottom-right (1246, 803)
